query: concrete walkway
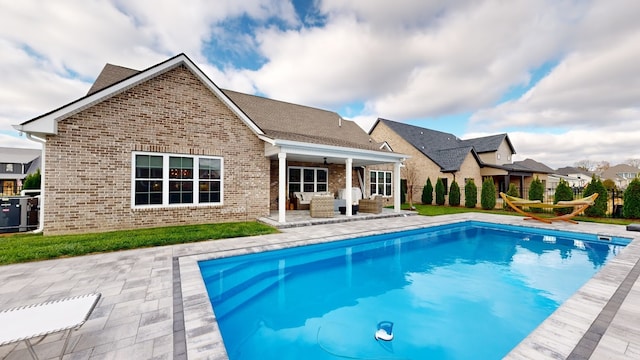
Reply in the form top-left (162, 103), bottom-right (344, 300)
top-left (0, 213), bottom-right (638, 359)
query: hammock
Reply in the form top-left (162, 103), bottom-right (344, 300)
top-left (500, 192), bottom-right (598, 224)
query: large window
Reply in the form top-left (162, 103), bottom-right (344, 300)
top-left (288, 166), bottom-right (328, 193)
top-left (370, 170), bottom-right (392, 196)
top-left (133, 152), bottom-right (222, 208)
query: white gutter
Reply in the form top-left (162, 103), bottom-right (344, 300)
top-left (25, 133), bottom-right (46, 233)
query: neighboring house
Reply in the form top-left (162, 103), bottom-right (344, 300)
top-left (600, 164), bottom-right (640, 189)
top-left (553, 166), bottom-right (595, 188)
top-left (13, 54), bottom-right (407, 235)
top-left (507, 158), bottom-right (554, 195)
top-left (0, 147), bottom-right (41, 195)
top-left (368, 119), bottom-right (529, 205)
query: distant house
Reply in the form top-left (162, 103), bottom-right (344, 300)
top-left (601, 164), bottom-right (640, 189)
top-left (553, 166), bottom-right (595, 188)
top-left (0, 147), bottom-right (41, 195)
top-left (13, 54), bottom-right (407, 235)
top-left (368, 119), bottom-right (545, 205)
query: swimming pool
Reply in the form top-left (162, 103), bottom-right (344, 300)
top-left (199, 221), bottom-right (628, 359)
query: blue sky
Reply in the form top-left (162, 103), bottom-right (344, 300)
top-left (1, 0), bottom-right (639, 169)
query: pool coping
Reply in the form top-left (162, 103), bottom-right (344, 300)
top-left (177, 213), bottom-right (640, 359)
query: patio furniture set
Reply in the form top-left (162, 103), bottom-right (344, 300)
top-left (293, 188), bottom-right (384, 218)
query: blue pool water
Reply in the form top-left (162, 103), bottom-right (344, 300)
top-left (199, 221), bottom-right (629, 360)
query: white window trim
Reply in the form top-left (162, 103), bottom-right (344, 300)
top-left (287, 166), bottom-right (329, 193)
top-left (370, 170), bottom-right (392, 197)
top-left (131, 151), bottom-right (224, 209)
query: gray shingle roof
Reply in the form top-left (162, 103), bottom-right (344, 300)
top-left (510, 158), bottom-right (554, 173)
top-left (86, 64), bottom-right (139, 95)
top-left (461, 133), bottom-right (515, 154)
top-left (222, 90), bottom-right (382, 151)
top-left (80, 62), bottom-right (384, 152)
top-left (373, 119), bottom-right (480, 171)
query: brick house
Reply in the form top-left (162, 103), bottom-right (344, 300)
top-left (14, 54), bottom-right (406, 235)
top-left (369, 118), bottom-right (532, 206)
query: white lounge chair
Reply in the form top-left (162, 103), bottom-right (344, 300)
top-left (0, 293), bottom-right (101, 360)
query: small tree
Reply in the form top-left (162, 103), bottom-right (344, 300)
top-left (623, 178), bottom-right (640, 219)
top-left (435, 178), bottom-right (445, 205)
top-left (22, 169), bottom-right (41, 190)
top-left (403, 163), bottom-right (420, 209)
top-left (422, 178), bottom-right (433, 205)
top-left (603, 179), bottom-right (617, 191)
top-left (449, 180), bottom-right (460, 206)
top-left (528, 176), bottom-right (544, 213)
top-left (583, 176), bottom-right (607, 217)
top-left (554, 179), bottom-right (574, 215)
top-left (481, 178), bottom-right (496, 210)
top-left (504, 183), bottom-right (519, 210)
top-left (465, 179), bottom-right (477, 208)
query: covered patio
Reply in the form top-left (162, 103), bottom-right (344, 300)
top-left (265, 138), bottom-right (409, 224)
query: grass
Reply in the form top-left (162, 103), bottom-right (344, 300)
top-left (1, 205), bottom-right (634, 266)
top-left (0, 222), bottom-right (278, 265)
top-left (406, 203), bottom-right (634, 225)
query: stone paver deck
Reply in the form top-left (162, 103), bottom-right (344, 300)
top-left (0, 213), bottom-right (639, 359)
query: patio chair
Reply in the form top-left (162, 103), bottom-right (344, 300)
top-left (310, 195), bottom-right (335, 218)
top-left (0, 293), bottom-right (101, 360)
top-left (359, 195), bottom-right (383, 214)
top-left (500, 192), bottom-right (598, 224)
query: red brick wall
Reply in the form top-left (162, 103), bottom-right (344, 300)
top-left (43, 65), bottom-right (269, 235)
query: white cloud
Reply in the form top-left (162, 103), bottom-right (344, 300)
top-left (1, 0), bottom-right (638, 170)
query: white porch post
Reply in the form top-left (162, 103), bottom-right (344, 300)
top-left (394, 161), bottom-right (401, 212)
top-left (278, 152), bottom-right (287, 223)
top-left (345, 158), bottom-right (353, 216)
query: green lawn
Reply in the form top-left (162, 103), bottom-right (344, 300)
top-left (0, 206), bottom-right (634, 266)
top-left (407, 203), bottom-right (634, 225)
top-left (0, 222), bottom-right (278, 265)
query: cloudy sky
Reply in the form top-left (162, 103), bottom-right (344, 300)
top-left (1, 0), bottom-right (639, 169)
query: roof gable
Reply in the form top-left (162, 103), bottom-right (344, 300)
top-left (461, 133), bottom-right (515, 154)
top-left (14, 54), bottom-right (263, 138)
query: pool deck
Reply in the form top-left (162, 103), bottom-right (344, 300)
top-left (0, 213), bottom-right (639, 359)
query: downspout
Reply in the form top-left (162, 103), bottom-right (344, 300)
top-left (25, 133), bottom-right (46, 233)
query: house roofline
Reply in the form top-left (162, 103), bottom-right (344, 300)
top-left (13, 53), bottom-right (265, 138)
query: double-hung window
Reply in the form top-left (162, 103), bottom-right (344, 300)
top-left (370, 170), bottom-right (392, 196)
top-left (288, 166), bottom-right (328, 193)
top-left (133, 152), bottom-right (223, 208)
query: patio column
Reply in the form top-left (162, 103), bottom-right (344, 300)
top-left (278, 152), bottom-right (286, 223)
top-left (345, 157), bottom-right (353, 216)
top-left (394, 161), bottom-right (401, 212)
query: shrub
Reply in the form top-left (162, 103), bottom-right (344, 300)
top-left (481, 178), bottom-right (496, 210)
top-left (435, 178), bottom-right (445, 205)
top-left (400, 180), bottom-right (406, 204)
top-left (623, 178), bottom-right (640, 219)
top-left (465, 179), bottom-right (477, 208)
top-left (583, 176), bottom-right (607, 217)
top-left (553, 179), bottom-right (574, 215)
top-left (506, 183), bottom-right (519, 197)
top-left (449, 181), bottom-right (460, 206)
top-left (504, 183), bottom-right (520, 210)
top-left (22, 169), bottom-right (41, 190)
top-left (422, 178), bottom-right (433, 205)
top-left (528, 176), bottom-right (544, 213)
